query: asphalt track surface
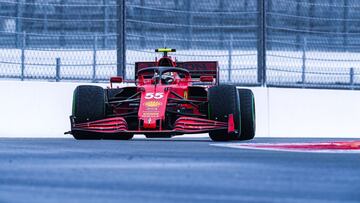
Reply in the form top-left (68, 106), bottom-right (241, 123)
top-left (0, 137), bottom-right (359, 203)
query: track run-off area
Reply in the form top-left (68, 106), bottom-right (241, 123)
top-left (0, 137), bottom-right (359, 203)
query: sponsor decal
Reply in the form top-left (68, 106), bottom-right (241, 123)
top-left (142, 112), bottom-right (159, 117)
top-left (213, 141), bottom-right (360, 153)
top-left (144, 101), bottom-right (162, 107)
top-left (184, 91), bottom-right (188, 99)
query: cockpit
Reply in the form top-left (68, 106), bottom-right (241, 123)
top-left (137, 67), bottom-right (191, 86)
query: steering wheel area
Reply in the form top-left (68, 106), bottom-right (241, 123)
top-left (161, 74), bottom-right (175, 84)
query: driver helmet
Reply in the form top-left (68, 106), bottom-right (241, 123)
top-left (161, 72), bottom-right (175, 84)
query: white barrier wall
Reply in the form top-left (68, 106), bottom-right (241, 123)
top-left (0, 80), bottom-right (359, 138)
top-left (0, 81), bottom-right (88, 138)
top-left (268, 88), bottom-right (360, 138)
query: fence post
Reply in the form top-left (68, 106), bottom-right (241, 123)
top-left (56, 58), bottom-right (61, 82)
top-left (185, 0), bottom-right (193, 49)
top-left (16, 0), bottom-right (23, 48)
top-left (59, 0), bottom-right (65, 47)
top-left (93, 35), bottom-right (98, 82)
top-left (343, 0), bottom-right (349, 51)
top-left (163, 34), bottom-right (167, 48)
top-left (21, 31), bottom-right (26, 81)
top-left (301, 37), bottom-right (307, 85)
top-left (44, 5), bottom-right (48, 32)
top-left (350, 67), bottom-right (354, 90)
top-left (218, 1), bottom-right (224, 49)
top-left (228, 35), bottom-right (233, 83)
top-left (140, 0), bottom-right (146, 48)
top-left (257, 0), bottom-right (266, 86)
top-left (117, 0), bottom-right (126, 78)
top-left (103, 0), bottom-right (109, 48)
top-left (296, 0), bottom-right (301, 50)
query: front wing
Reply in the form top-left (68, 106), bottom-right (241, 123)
top-left (67, 116), bottom-right (235, 138)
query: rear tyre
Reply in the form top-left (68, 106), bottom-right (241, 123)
top-left (237, 89), bottom-right (256, 140)
top-left (208, 85), bottom-right (241, 141)
top-left (72, 85), bottom-right (105, 140)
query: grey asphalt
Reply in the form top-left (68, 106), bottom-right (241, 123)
top-left (0, 137), bottom-right (359, 203)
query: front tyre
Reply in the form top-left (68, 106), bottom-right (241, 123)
top-left (208, 85), bottom-right (241, 141)
top-left (72, 85), bottom-right (105, 140)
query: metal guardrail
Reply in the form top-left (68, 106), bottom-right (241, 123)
top-left (0, 0), bottom-right (360, 90)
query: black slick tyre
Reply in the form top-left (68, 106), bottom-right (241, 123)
top-left (72, 85), bottom-right (105, 140)
top-left (72, 85), bottom-right (105, 123)
top-left (237, 89), bottom-right (256, 140)
top-left (208, 85), bottom-right (241, 141)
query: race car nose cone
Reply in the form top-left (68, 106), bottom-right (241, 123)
top-left (142, 117), bottom-right (157, 129)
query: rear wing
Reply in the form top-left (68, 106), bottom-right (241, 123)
top-left (135, 61), bottom-right (219, 84)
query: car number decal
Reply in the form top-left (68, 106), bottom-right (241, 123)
top-left (145, 93), bottom-right (164, 99)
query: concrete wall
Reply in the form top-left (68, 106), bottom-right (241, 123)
top-left (0, 80), bottom-right (359, 138)
top-left (267, 88), bottom-right (360, 138)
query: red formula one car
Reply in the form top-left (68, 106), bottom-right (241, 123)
top-left (67, 48), bottom-right (255, 141)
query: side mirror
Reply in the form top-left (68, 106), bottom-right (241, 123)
top-left (200, 76), bottom-right (214, 83)
top-left (110, 76), bottom-right (123, 88)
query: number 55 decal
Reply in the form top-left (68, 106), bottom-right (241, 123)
top-left (145, 93), bottom-right (164, 99)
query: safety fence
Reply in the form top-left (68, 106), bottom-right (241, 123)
top-left (0, 0), bottom-right (360, 89)
top-left (266, 0), bottom-right (360, 89)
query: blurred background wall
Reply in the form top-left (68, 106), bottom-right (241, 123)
top-left (0, 0), bottom-right (359, 89)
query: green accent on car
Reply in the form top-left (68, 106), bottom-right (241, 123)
top-left (155, 48), bottom-right (176, 53)
top-left (72, 90), bottom-right (76, 116)
top-left (238, 92), bottom-right (241, 133)
top-left (251, 94), bottom-right (255, 129)
top-left (208, 105), bottom-right (211, 119)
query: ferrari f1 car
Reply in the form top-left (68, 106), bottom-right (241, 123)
top-left (67, 48), bottom-right (255, 141)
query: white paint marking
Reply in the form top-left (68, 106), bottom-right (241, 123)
top-left (211, 143), bottom-right (360, 154)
